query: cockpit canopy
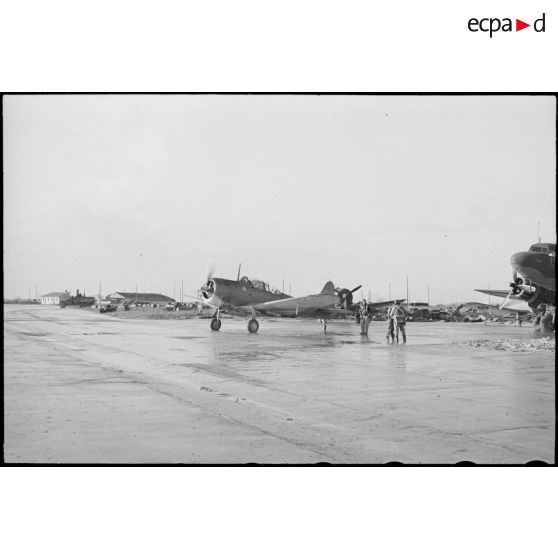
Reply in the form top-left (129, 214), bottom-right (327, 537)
top-left (239, 276), bottom-right (283, 294)
top-left (529, 243), bottom-right (556, 256)
top-left (240, 276), bottom-right (269, 291)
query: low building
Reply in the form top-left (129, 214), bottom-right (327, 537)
top-left (106, 292), bottom-right (175, 307)
top-left (40, 291), bottom-right (70, 305)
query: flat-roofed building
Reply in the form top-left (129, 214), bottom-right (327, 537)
top-left (106, 292), bottom-right (175, 307)
top-left (40, 291), bottom-right (70, 305)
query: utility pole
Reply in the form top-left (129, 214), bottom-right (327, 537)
top-left (289, 283), bottom-right (292, 296)
top-left (406, 276), bottom-right (409, 311)
top-left (537, 222), bottom-right (541, 243)
top-left (427, 284), bottom-right (430, 306)
top-left (173, 282), bottom-right (176, 300)
top-left (181, 280), bottom-right (184, 303)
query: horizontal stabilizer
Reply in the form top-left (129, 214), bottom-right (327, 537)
top-left (475, 289), bottom-right (522, 300)
top-left (320, 281), bottom-right (336, 295)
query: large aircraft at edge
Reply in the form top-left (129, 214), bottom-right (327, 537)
top-left (475, 242), bottom-right (556, 332)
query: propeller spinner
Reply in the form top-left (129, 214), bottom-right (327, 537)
top-left (201, 259), bottom-right (217, 300)
top-left (336, 285), bottom-right (362, 309)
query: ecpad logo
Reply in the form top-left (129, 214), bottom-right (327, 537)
top-left (468, 13), bottom-right (546, 37)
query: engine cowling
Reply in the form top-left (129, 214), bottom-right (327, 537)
top-left (335, 285), bottom-right (362, 309)
top-left (336, 288), bottom-right (354, 309)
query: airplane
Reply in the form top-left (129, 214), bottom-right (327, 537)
top-left (199, 267), bottom-right (402, 332)
top-left (456, 301), bottom-right (532, 323)
top-left (475, 241), bottom-right (555, 332)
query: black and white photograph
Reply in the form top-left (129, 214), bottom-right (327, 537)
top-left (3, 94), bottom-right (555, 464)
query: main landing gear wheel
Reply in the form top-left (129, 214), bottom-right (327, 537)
top-left (247, 319), bottom-right (259, 333)
top-left (210, 318), bottom-right (222, 331)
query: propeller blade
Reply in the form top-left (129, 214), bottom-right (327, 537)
top-left (350, 285), bottom-right (362, 294)
top-left (205, 259), bottom-right (217, 283)
top-left (500, 290), bottom-right (512, 310)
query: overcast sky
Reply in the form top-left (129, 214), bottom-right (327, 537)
top-left (4, 95), bottom-right (556, 303)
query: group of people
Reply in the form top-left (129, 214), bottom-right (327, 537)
top-left (356, 300), bottom-right (407, 343)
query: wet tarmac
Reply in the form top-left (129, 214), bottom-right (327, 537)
top-left (3, 304), bottom-right (555, 463)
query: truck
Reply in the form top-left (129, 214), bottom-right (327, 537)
top-left (59, 290), bottom-right (95, 308)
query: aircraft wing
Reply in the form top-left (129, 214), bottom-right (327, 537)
top-left (474, 289), bottom-right (522, 300)
top-left (366, 298), bottom-right (406, 309)
top-left (245, 293), bottom-right (347, 318)
top-left (241, 295), bottom-right (407, 318)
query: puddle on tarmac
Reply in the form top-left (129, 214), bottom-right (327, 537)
top-left (175, 362), bottom-right (215, 372)
top-left (172, 336), bottom-right (205, 340)
top-left (21, 332), bottom-right (49, 337)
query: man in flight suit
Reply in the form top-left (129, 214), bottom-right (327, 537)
top-left (360, 300), bottom-right (372, 335)
top-left (392, 301), bottom-right (407, 343)
top-left (386, 302), bottom-right (396, 343)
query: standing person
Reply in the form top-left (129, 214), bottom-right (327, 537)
top-left (393, 301), bottom-right (407, 343)
top-left (360, 300), bottom-right (372, 335)
top-left (386, 302), bottom-right (396, 343)
top-left (355, 306), bottom-right (361, 325)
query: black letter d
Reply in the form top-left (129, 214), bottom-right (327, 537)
top-left (534, 13), bottom-right (545, 32)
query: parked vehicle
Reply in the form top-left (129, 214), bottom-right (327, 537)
top-left (99, 304), bottom-right (117, 313)
top-left (60, 290), bottom-right (95, 308)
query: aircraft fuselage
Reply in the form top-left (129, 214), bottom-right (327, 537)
top-left (510, 243), bottom-right (555, 310)
top-left (201, 277), bottom-right (291, 309)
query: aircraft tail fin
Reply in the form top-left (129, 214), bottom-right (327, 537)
top-left (320, 281), bottom-right (336, 295)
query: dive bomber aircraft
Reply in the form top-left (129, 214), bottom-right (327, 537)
top-left (199, 267), bottom-right (402, 333)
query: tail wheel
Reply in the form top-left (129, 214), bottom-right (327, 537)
top-left (210, 318), bottom-right (222, 331)
top-left (248, 319), bottom-right (259, 333)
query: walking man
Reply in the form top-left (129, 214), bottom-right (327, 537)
top-left (393, 301), bottom-right (407, 343)
top-left (386, 302), bottom-right (396, 343)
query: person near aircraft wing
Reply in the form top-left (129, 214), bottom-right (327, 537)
top-left (392, 301), bottom-right (407, 343)
top-left (359, 300), bottom-right (372, 335)
top-left (386, 303), bottom-right (396, 343)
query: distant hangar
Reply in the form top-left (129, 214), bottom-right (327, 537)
top-left (107, 292), bottom-right (175, 307)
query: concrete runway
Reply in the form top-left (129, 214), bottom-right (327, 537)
top-left (4, 304), bottom-right (555, 463)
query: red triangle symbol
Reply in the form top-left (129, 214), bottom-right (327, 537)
top-left (516, 19), bottom-right (530, 31)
